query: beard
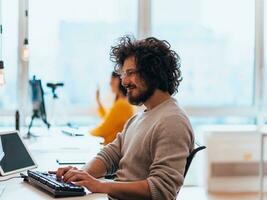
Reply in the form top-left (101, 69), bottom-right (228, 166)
top-left (126, 82), bottom-right (156, 106)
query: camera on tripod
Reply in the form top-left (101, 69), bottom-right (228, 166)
top-left (25, 77), bottom-right (65, 139)
top-left (46, 83), bottom-right (64, 99)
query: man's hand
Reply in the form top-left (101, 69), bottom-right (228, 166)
top-left (50, 166), bottom-right (78, 179)
top-left (50, 165), bottom-right (104, 193)
top-left (62, 169), bottom-right (102, 193)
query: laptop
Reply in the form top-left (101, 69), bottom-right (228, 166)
top-left (0, 131), bottom-right (37, 176)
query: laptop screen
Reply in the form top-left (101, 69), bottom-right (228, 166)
top-left (0, 137), bottom-right (4, 162)
top-left (0, 131), bottom-right (36, 175)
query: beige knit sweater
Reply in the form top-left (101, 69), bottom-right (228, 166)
top-left (96, 97), bottom-right (195, 200)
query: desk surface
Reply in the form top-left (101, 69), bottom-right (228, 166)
top-left (0, 127), bottom-right (108, 200)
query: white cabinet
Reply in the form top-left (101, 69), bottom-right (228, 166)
top-left (203, 126), bottom-right (267, 192)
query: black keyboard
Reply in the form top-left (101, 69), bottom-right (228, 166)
top-left (25, 170), bottom-right (86, 198)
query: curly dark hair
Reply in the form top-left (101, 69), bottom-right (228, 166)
top-left (110, 35), bottom-right (182, 95)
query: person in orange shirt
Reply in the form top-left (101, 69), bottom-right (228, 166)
top-left (90, 72), bottom-right (134, 145)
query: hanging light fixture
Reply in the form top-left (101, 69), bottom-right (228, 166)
top-left (0, 60), bottom-right (5, 86)
top-left (0, 10), bottom-right (5, 86)
top-left (21, 0), bottom-right (29, 62)
top-left (21, 38), bottom-right (29, 62)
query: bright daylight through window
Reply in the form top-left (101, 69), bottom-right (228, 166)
top-left (152, 0), bottom-right (255, 107)
top-left (29, 0), bottom-right (137, 110)
top-left (0, 0), bottom-right (18, 110)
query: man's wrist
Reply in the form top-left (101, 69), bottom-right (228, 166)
top-left (95, 181), bottom-right (110, 194)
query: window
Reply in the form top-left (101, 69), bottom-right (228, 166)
top-left (0, 0), bottom-right (265, 125)
top-left (29, 0), bottom-right (137, 111)
top-left (264, 67), bottom-right (267, 107)
top-left (265, 1), bottom-right (267, 108)
top-left (152, 0), bottom-right (255, 107)
top-left (0, 0), bottom-right (18, 110)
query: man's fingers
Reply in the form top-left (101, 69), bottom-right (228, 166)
top-left (63, 170), bottom-right (78, 182)
top-left (73, 181), bottom-right (85, 186)
top-left (56, 166), bottom-right (75, 179)
top-left (65, 173), bottom-right (83, 183)
top-left (63, 169), bottom-right (80, 182)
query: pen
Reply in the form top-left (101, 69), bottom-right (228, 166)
top-left (56, 159), bottom-right (86, 165)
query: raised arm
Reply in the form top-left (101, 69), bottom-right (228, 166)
top-left (96, 88), bottom-right (106, 118)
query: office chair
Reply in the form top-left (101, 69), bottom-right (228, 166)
top-left (105, 145), bottom-right (206, 180)
top-left (184, 145), bottom-right (206, 177)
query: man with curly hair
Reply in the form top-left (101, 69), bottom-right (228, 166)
top-left (55, 36), bottom-right (195, 200)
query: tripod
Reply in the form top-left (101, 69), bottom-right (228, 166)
top-left (46, 82), bottom-right (64, 126)
top-left (24, 109), bottom-right (51, 139)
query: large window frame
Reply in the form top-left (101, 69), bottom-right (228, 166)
top-left (0, 0), bottom-right (266, 125)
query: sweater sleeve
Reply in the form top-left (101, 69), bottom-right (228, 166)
top-left (147, 116), bottom-right (194, 200)
top-left (95, 132), bottom-right (123, 175)
top-left (94, 115), bottom-right (137, 175)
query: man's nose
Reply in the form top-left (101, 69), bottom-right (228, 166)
top-left (121, 76), bottom-right (130, 87)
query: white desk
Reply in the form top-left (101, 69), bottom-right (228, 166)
top-left (0, 127), bottom-right (108, 200)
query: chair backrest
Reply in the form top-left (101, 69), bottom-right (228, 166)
top-left (184, 146), bottom-right (206, 177)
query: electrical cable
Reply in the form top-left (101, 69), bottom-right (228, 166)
top-left (0, 176), bottom-right (21, 182)
top-left (0, 173), bottom-right (27, 182)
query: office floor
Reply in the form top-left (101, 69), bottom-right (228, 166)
top-left (178, 187), bottom-right (266, 200)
